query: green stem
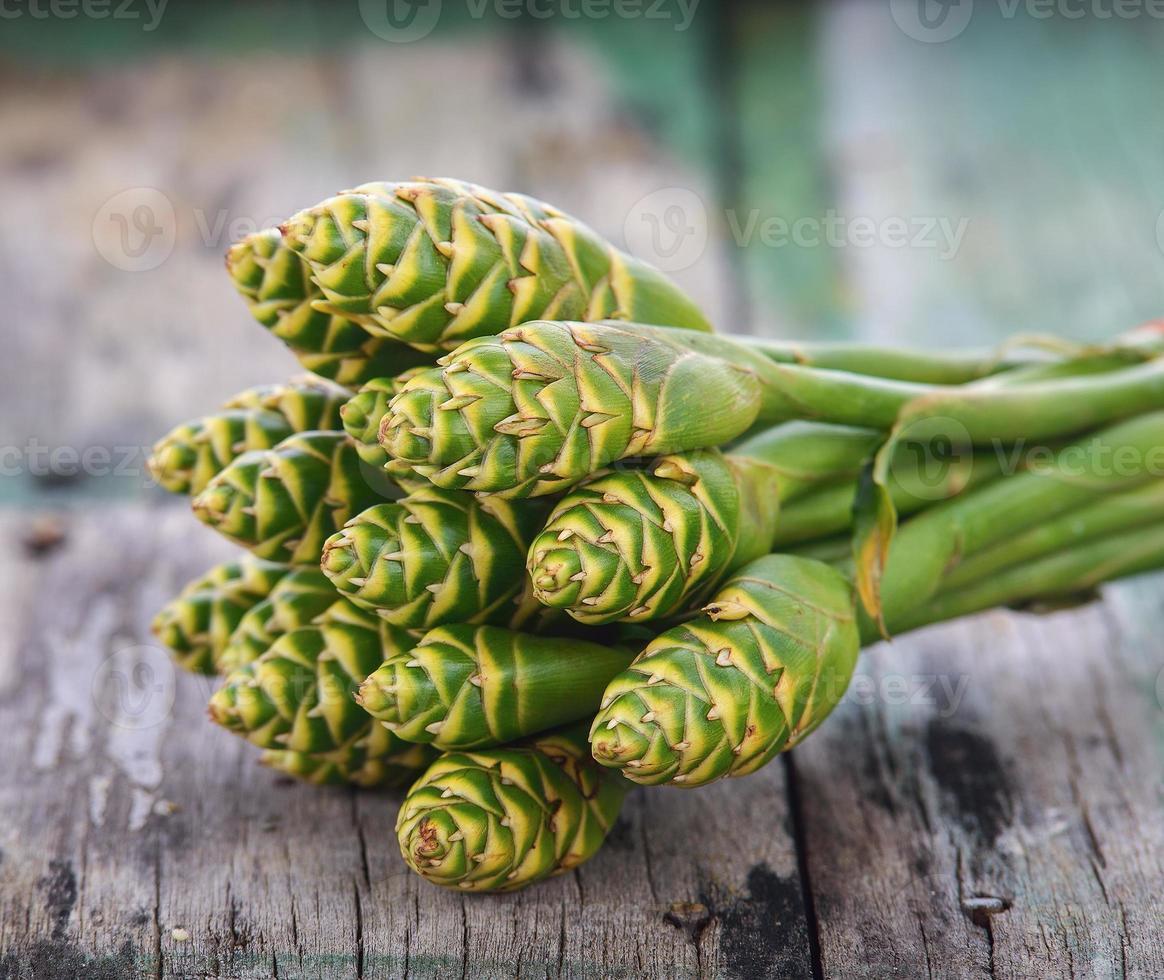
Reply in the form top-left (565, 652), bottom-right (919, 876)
top-left (749, 324), bottom-right (1164, 385)
top-left (773, 449), bottom-right (1004, 548)
top-left (936, 480), bottom-right (1164, 595)
top-left (745, 338), bottom-right (1023, 384)
top-left (867, 411), bottom-right (1164, 633)
top-left (590, 412), bottom-right (1164, 787)
top-left (892, 522), bottom-right (1164, 634)
top-left (383, 320), bottom-right (1164, 500)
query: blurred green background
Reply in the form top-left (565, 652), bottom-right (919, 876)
top-left (2, 0), bottom-right (1163, 508)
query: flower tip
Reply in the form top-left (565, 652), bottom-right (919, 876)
top-left (320, 537), bottom-right (355, 576)
top-left (355, 674), bottom-right (396, 718)
top-left (191, 485), bottom-right (235, 521)
top-left (527, 547), bottom-right (584, 605)
top-left (206, 688), bottom-right (239, 730)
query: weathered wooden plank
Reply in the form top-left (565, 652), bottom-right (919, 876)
top-left (15, 507), bottom-right (1163, 979)
top-left (789, 582), bottom-right (1164, 979)
top-left (0, 507), bottom-right (815, 979)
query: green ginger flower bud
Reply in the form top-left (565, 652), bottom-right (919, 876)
top-left (527, 422), bottom-right (884, 625)
top-left (282, 177), bottom-right (710, 353)
top-left (357, 624), bottom-right (636, 750)
top-left (396, 723), bottom-right (629, 892)
top-left (215, 567), bottom-right (340, 673)
top-left (208, 599), bottom-right (420, 756)
top-left (151, 557), bottom-right (292, 674)
top-left (259, 739), bottom-right (438, 789)
top-left (226, 228), bottom-right (434, 387)
top-left (149, 377), bottom-right (350, 495)
top-left (192, 431), bottom-right (398, 564)
top-left (340, 368), bottom-right (428, 469)
top-left (320, 487), bottom-right (551, 628)
top-left (527, 450), bottom-right (776, 625)
top-left (589, 554), bottom-right (860, 787)
top-left (379, 320), bottom-right (787, 499)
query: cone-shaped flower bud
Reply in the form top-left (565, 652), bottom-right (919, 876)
top-left (321, 487), bottom-right (551, 628)
top-left (378, 320), bottom-right (796, 498)
top-left (151, 558), bottom-right (292, 674)
top-left (192, 431), bottom-right (398, 564)
top-left (396, 723), bottom-right (630, 892)
top-left (216, 567), bottom-right (341, 674)
top-left (527, 422), bottom-right (885, 624)
top-left (341, 369), bottom-right (428, 469)
top-left (226, 228), bottom-right (434, 386)
top-left (149, 378), bottom-right (350, 495)
top-left (208, 599), bottom-right (420, 755)
top-left (259, 738), bottom-right (438, 789)
top-left (390, 319), bottom-right (1164, 499)
top-left (589, 554), bottom-right (860, 787)
top-left (358, 625), bottom-right (636, 750)
top-left (282, 177), bottom-right (711, 353)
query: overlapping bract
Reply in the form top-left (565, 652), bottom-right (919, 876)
top-left (259, 742), bottom-right (438, 789)
top-left (227, 227), bottom-right (434, 386)
top-left (192, 431), bottom-right (397, 564)
top-left (208, 599), bottom-right (419, 756)
top-left (395, 724), bottom-right (629, 892)
top-left (216, 567), bottom-right (340, 674)
top-left (589, 554), bottom-right (860, 787)
top-left (149, 378), bottom-right (350, 495)
top-left (341, 369), bottom-right (428, 470)
top-left (282, 177), bottom-right (711, 352)
top-left (527, 449), bottom-right (779, 625)
top-left (321, 487), bottom-right (551, 628)
top-left (357, 624), bottom-right (635, 750)
top-left (381, 320), bottom-right (762, 498)
top-left (525, 421), bottom-right (905, 625)
top-left (151, 558), bottom-right (291, 674)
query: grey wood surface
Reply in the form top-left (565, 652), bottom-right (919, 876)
top-left (4, 3), bottom-right (1164, 977)
top-left (5, 509), bottom-right (1164, 979)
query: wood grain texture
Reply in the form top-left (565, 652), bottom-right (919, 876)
top-left (4, 510), bottom-right (1164, 979)
top-left (0, 506), bottom-right (810, 980)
